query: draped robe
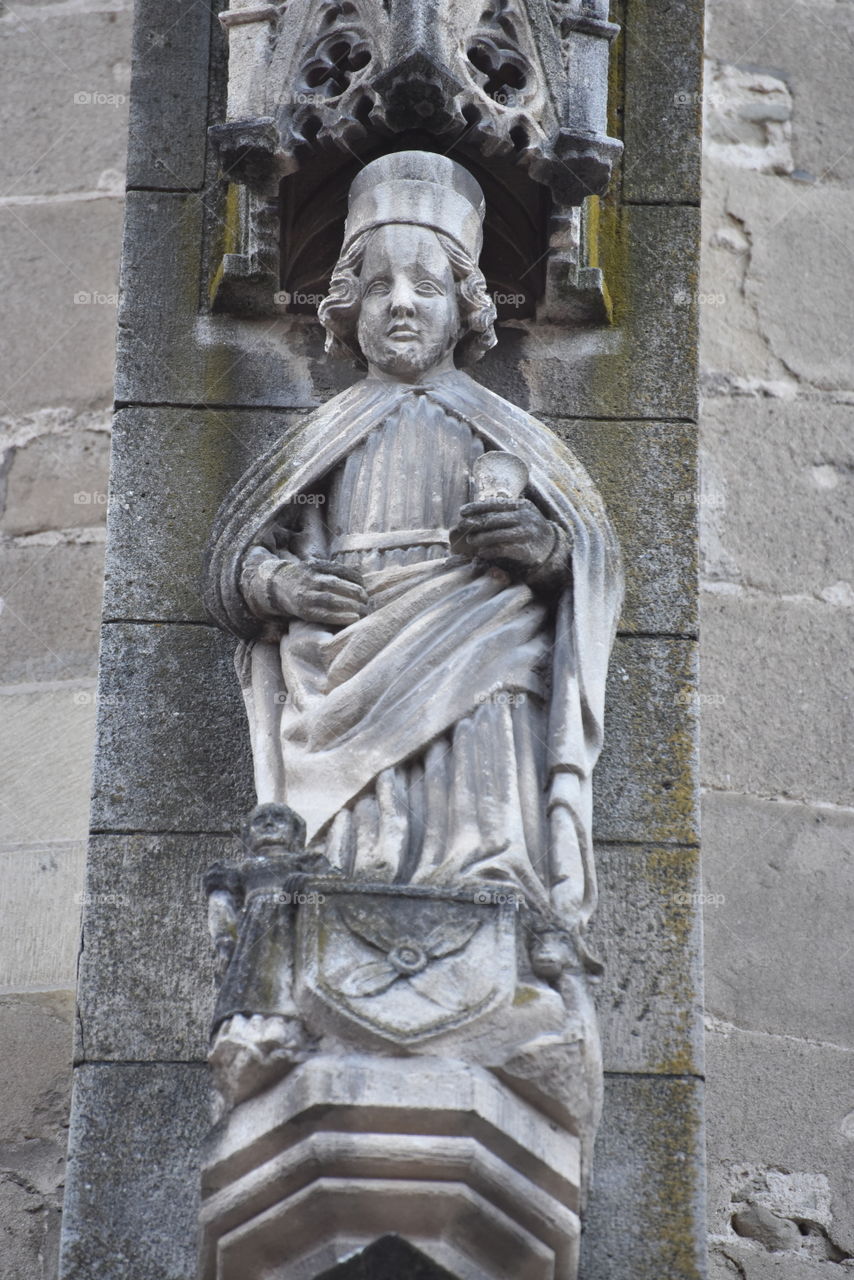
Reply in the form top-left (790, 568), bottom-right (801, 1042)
top-left (205, 369), bottom-right (622, 928)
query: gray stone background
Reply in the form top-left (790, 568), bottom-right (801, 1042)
top-left (0, 0), bottom-right (851, 1277)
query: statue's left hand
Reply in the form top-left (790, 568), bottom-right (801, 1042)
top-left (453, 498), bottom-right (562, 575)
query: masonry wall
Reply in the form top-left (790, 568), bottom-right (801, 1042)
top-left (0, 0), bottom-right (131, 1273)
top-left (0, 0), bottom-right (849, 1278)
top-left (699, 2), bottom-right (854, 1275)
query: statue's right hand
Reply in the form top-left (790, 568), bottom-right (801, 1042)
top-left (265, 559), bottom-right (369, 627)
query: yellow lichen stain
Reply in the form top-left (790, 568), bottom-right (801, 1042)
top-left (208, 182), bottom-right (241, 308)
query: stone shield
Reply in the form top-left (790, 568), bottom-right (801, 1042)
top-left (295, 883), bottom-right (519, 1046)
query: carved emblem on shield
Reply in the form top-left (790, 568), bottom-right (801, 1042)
top-left (295, 884), bottom-right (519, 1045)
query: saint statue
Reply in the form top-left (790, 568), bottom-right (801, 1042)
top-left (200, 151), bottom-right (623, 1277)
top-left (205, 151), bottom-right (622, 935)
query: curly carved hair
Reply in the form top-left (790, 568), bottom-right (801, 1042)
top-left (318, 226), bottom-right (498, 368)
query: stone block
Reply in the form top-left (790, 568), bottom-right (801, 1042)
top-left (59, 1062), bottom-right (212, 1280)
top-left (706, 0), bottom-right (854, 185)
top-left (699, 397), bottom-right (854, 595)
top-left (102, 409), bottom-right (696, 636)
top-left (0, 1175), bottom-right (60, 1280)
top-left (705, 1026), bottom-right (854, 1260)
top-left (0, 541), bottom-right (105, 683)
top-left (90, 622), bottom-right (255, 833)
top-left (581, 1074), bottom-right (706, 1279)
top-left (103, 408), bottom-right (295, 623)
top-left (623, 0), bottom-right (704, 204)
top-left (0, 842), bottom-right (86, 990)
top-left (126, 0), bottom-right (213, 190)
top-left (0, 197), bottom-right (123, 416)
top-left (476, 204), bottom-right (700, 422)
top-left (1, 429), bottom-right (111, 536)
top-left (88, 623), bottom-right (693, 845)
top-left (591, 844), bottom-right (703, 1076)
top-left (76, 837), bottom-right (702, 1072)
top-left (0, 7), bottom-right (131, 197)
top-left (116, 195), bottom-right (699, 423)
top-left (701, 593), bottom-right (854, 806)
top-left (0, 991), bottom-right (74, 1142)
top-left (710, 1247), bottom-right (851, 1279)
top-left (698, 162), bottom-right (790, 392)
top-left (0, 992), bottom-right (74, 1278)
top-left (0, 685), bottom-right (97, 846)
top-left (701, 166), bottom-right (854, 392)
top-left (75, 833), bottom-right (229, 1062)
top-left (556, 417), bottom-right (697, 636)
top-left (725, 175), bottom-right (854, 392)
top-left (702, 791), bottom-right (854, 1049)
top-left (114, 192), bottom-right (348, 410)
top-left (596, 636), bottom-right (698, 844)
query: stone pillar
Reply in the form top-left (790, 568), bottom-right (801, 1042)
top-left (58, 1), bottom-right (706, 1276)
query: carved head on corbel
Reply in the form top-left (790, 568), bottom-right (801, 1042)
top-left (317, 151), bottom-right (498, 376)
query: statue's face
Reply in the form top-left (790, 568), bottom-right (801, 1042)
top-left (356, 224), bottom-right (460, 380)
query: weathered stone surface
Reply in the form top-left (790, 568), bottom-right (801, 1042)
top-left (114, 192), bottom-right (351, 409)
top-left (103, 408), bottom-right (294, 623)
top-left (102, 409), bottom-right (696, 636)
top-left (0, 686), bottom-right (97, 846)
top-left (477, 205), bottom-right (700, 422)
top-left (556, 417), bottom-right (697, 635)
top-left (702, 791), bottom-right (854, 1048)
top-left (698, 163), bottom-right (791, 393)
top-left (623, 0), bottom-right (704, 205)
top-left (726, 176), bottom-right (854, 392)
top-left (0, 842), bottom-right (85, 989)
top-left (701, 593), bottom-right (854, 806)
top-left (0, 1175), bottom-right (61, 1280)
top-left (116, 196), bottom-right (699, 423)
top-left (596, 636), bottom-right (698, 844)
top-left (59, 1063), bottom-right (212, 1280)
top-left (88, 625), bottom-right (693, 843)
top-left (0, 197), bottom-right (123, 416)
top-left (700, 397), bottom-right (854, 595)
top-left (591, 844), bottom-right (703, 1076)
top-left (0, 992), bottom-right (74, 1139)
top-left (0, 992), bottom-right (74, 1280)
top-left (125, 0), bottom-right (213, 190)
top-left (76, 839), bottom-right (703, 1073)
top-left (582, 1074), bottom-right (706, 1279)
top-left (706, 0), bottom-right (854, 185)
top-left (0, 8), bottom-right (131, 197)
top-left (90, 622), bottom-right (254, 833)
top-left (1, 429), bottom-right (111, 537)
top-left (701, 165), bottom-right (854, 393)
top-left (705, 1026), bottom-right (854, 1261)
top-left (76, 833), bottom-right (227, 1062)
top-left (710, 1247), bottom-right (852, 1279)
top-left (0, 542), bottom-right (104, 683)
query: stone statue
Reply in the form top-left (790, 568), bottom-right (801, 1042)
top-left (200, 151), bottom-right (622, 1280)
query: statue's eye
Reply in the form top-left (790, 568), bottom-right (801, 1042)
top-left (416, 280), bottom-right (443, 296)
top-left (364, 280), bottom-right (390, 297)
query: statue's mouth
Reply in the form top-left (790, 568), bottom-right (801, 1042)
top-left (387, 325), bottom-right (419, 341)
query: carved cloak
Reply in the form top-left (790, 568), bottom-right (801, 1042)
top-left (204, 368), bottom-right (622, 926)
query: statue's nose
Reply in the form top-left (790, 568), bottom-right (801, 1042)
top-left (389, 279), bottom-right (416, 314)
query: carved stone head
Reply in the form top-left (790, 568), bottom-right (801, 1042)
top-left (318, 151), bottom-right (497, 375)
top-left (240, 802), bottom-right (307, 856)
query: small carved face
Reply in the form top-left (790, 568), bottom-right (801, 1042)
top-left (356, 224), bottom-right (461, 380)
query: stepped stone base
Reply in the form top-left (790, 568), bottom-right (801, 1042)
top-left (199, 1054), bottom-right (581, 1280)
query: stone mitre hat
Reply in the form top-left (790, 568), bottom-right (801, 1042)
top-left (342, 151), bottom-right (486, 260)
